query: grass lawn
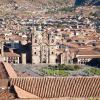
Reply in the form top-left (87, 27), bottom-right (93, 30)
top-left (40, 64), bottom-right (82, 76)
top-left (39, 64), bottom-right (100, 77)
top-left (41, 68), bottom-right (69, 76)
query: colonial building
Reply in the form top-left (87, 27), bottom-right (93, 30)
top-left (0, 41), bottom-right (20, 64)
top-left (31, 25), bottom-right (100, 65)
top-left (32, 26), bottom-right (57, 64)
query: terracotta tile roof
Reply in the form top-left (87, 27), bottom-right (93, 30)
top-left (0, 89), bottom-right (15, 99)
top-left (3, 62), bottom-right (17, 78)
top-left (14, 85), bottom-right (39, 99)
top-left (77, 49), bottom-right (100, 55)
top-left (76, 48), bottom-right (100, 58)
top-left (78, 46), bottom-right (92, 49)
top-left (77, 56), bottom-right (100, 58)
top-left (10, 77), bottom-right (100, 98)
top-left (0, 79), bottom-right (8, 88)
top-left (0, 63), bottom-right (9, 79)
top-left (0, 34), bottom-right (26, 42)
top-left (67, 43), bottom-right (79, 48)
top-left (6, 34), bottom-right (26, 41)
top-left (4, 52), bottom-right (20, 57)
top-left (94, 48), bottom-right (100, 52)
top-left (69, 47), bottom-right (78, 53)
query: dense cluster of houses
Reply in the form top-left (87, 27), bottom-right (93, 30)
top-left (0, 15), bottom-right (99, 65)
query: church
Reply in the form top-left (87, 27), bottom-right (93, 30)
top-left (31, 25), bottom-right (57, 64)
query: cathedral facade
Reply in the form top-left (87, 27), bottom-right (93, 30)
top-left (31, 26), bottom-right (57, 64)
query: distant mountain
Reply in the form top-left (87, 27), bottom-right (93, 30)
top-left (75, 0), bottom-right (100, 6)
top-left (0, 0), bottom-right (76, 16)
top-left (0, 0), bottom-right (100, 7)
top-left (0, 0), bottom-right (99, 17)
top-left (0, 0), bottom-right (75, 6)
top-left (0, 0), bottom-right (76, 11)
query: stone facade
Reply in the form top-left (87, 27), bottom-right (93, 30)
top-left (32, 26), bottom-right (57, 64)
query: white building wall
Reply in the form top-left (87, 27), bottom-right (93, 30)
top-left (22, 53), bottom-right (26, 64)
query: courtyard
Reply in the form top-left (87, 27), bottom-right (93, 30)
top-left (13, 64), bottom-right (100, 77)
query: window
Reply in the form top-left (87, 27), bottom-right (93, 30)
top-left (34, 52), bottom-right (36, 55)
top-left (51, 39), bottom-right (54, 43)
top-left (52, 36), bottom-right (54, 38)
top-left (35, 39), bottom-right (37, 43)
top-left (51, 52), bottom-right (54, 54)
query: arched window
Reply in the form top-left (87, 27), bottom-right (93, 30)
top-left (34, 52), bottom-right (36, 55)
top-left (51, 52), bottom-right (54, 54)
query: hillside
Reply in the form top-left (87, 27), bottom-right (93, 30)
top-left (0, 0), bottom-right (99, 17)
top-left (0, 0), bottom-right (99, 9)
top-left (0, 0), bottom-right (75, 6)
top-left (0, 0), bottom-right (75, 17)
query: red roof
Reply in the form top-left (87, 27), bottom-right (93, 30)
top-left (11, 77), bottom-right (100, 98)
top-left (4, 52), bottom-right (20, 57)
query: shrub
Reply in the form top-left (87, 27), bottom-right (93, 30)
top-left (49, 64), bottom-right (81, 71)
top-left (57, 64), bottom-right (65, 70)
top-left (84, 68), bottom-right (100, 76)
top-left (64, 65), bottom-right (75, 71)
top-left (90, 68), bottom-right (100, 75)
top-left (74, 65), bottom-right (81, 70)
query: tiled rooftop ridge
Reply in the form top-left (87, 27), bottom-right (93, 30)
top-left (10, 77), bottom-right (100, 98)
top-left (0, 63), bottom-right (9, 79)
top-left (2, 62), bottom-right (17, 78)
top-left (0, 89), bottom-right (15, 100)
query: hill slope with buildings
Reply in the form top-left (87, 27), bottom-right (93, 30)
top-left (0, 0), bottom-right (75, 6)
top-left (0, 0), bottom-right (99, 17)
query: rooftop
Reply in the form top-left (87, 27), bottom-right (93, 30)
top-left (11, 77), bottom-right (100, 98)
